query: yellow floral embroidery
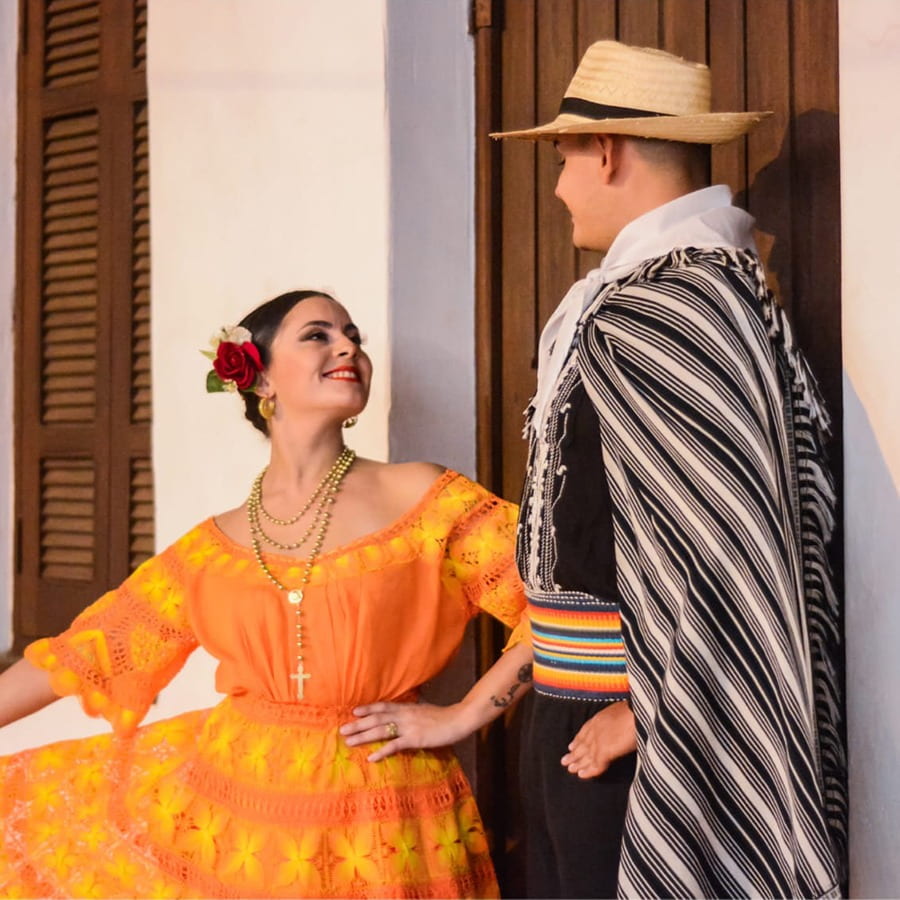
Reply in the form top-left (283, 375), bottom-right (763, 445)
top-left (220, 825), bottom-right (265, 886)
top-left (129, 622), bottom-right (168, 670)
top-left (71, 871), bottom-right (108, 899)
top-left (140, 568), bottom-right (173, 603)
top-left (72, 766), bottom-right (106, 797)
top-left (46, 841), bottom-right (77, 878)
top-left (179, 805), bottom-right (228, 870)
top-left (29, 781), bottom-right (60, 816)
top-left (388, 535), bottom-right (410, 559)
top-left (204, 719), bottom-right (240, 765)
top-left (458, 797), bottom-right (490, 855)
top-left (374, 748), bottom-right (406, 785)
top-left (104, 852), bottom-right (140, 885)
top-left (329, 739), bottom-right (364, 787)
top-left (430, 815), bottom-right (465, 871)
top-left (31, 817), bottom-right (58, 847)
top-left (33, 745), bottom-right (65, 773)
top-left (361, 544), bottom-right (387, 568)
top-left (284, 740), bottom-right (319, 783)
top-left (68, 629), bottom-right (113, 676)
top-left (148, 779), bottom-right (192, 844)
top-left (410, 749), bottom-right (446, 781)
top-left (187, 541), bottom-right (218, 568)
top-left (331, 829), bottom-right (380, 884)
top-left (240, 733), bottom-right (274, 780)
top-left (81, 822), bottom-right (110, 853)
top-left (272, 831), bottom-right (321, 890)
top-left (156, 586), bottom-right (186, 621)
top-left (410, 513), bottom-right (448, 560)
top-left (384, 821), bottom-right (425, 878)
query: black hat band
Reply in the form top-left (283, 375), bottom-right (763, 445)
top-left (558, 97), bottom-right (672, 119)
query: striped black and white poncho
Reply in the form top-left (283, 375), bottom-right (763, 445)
top-left (576, 247), bottom-right (846, 898)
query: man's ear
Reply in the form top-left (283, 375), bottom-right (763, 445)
top-left (593, 133), bottom-right (621, 183)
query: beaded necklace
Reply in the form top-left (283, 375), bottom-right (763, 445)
top-left (247, 447), bottom-right (356, 699)
top-left (248, 448), bottom-right (354, 551)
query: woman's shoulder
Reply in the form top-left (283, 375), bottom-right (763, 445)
top-left (353, 457), bottom-right (444, 482)
top-left (210, 504), bottom-right (247, 541)
top-left (368, 459), bottom-right (446, 485)
top-left (352, 459), bottom-right (449, 509)
top-left (354, 459), bottom-right (512, 516)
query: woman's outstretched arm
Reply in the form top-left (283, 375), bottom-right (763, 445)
top-left (0, 658), bottom-right (59, 728)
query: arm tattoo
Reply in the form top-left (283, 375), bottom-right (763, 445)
top-left (490, 663), bottom-right (534, 709)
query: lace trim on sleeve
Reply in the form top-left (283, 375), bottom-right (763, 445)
top-left (502, 613), bottom-right (531, 651)
top-left (24, 530), bottom-right (204, 735)
top-left (443, 483), bottom-right (526, 629)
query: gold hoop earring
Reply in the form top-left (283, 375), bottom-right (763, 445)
top-left (258, 396), bottom-right (276, 421)
top-left (342, 416), bottom-right (358, 429)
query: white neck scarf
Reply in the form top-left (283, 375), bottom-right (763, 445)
top-left (530, 185), bottom-right (757, 435)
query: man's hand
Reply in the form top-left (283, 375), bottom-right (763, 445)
top-left (561, 699), bottom-right (636, 779)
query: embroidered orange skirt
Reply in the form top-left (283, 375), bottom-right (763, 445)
top-left (0, 696), bottom-right (498, 898)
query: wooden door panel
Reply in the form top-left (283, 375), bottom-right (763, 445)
top-left (661, 0), bottom-right (707, 60)
top-left (497, 0), bottom-right (538, 502)
top-left (708, 2), bottom-right (747, 194)
top-left (618, 0), bottom-right (660, 46)
top-left (14, 0), bottom-right (154, 651)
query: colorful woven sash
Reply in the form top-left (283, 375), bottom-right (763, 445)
top-left (527, 588), bottom-right (629, 702)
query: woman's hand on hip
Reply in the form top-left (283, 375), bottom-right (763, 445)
top-left (340, 701), bottom-right (472, 762)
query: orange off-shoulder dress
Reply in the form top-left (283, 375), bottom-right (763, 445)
top-left (0, 471), bottom-right (525, 899)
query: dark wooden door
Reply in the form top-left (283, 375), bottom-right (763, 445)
top-left (13, 0), bottom-right (154, 654)
top-left (473, 1), bottom-right (841, 891)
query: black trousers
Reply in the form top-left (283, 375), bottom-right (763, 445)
top-left (519, 692), bottom-right (636, 899)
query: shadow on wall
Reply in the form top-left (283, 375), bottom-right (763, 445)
top-left (843, 374), bottom-right (900, 898)
top-left (736, 108), bottom-right (843, 413)
top-left (735, 108), bottom-right (840, 311)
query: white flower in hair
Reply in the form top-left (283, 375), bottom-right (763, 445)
top-left (217, 324), bottom-right (253, 345)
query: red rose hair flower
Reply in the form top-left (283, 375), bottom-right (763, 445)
top-left (202, 325), bottom-right (263, 393)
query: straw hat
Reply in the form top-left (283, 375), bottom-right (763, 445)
top-left (491, 40), bottom-right (770, 144)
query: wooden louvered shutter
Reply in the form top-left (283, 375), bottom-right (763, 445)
top-left (14, 0), bottom-right (154, 650)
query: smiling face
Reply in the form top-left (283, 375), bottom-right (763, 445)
top-left (260, 295), bottom-right (372, 424)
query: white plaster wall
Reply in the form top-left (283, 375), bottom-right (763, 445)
top-left (149, 0), bottom-right (390, 548)
top-left (384, 0), bottom-right (478, 776)
top-left (840, 1), bottom-right (900, 894)
top-left (386, 0), bottom-right (476, 475)
top-left (0, 0), bottom-right (17, 653)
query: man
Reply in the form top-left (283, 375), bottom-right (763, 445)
top-left (493, 41), bottom-right (846, 899)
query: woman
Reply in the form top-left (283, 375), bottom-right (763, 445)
top-left (0, 290), bottom-right (531, 898)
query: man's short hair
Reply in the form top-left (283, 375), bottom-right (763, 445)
top-left (626, 137), bottom-right (711, 189)
top-left (566, 133), bottom-right (711, 189)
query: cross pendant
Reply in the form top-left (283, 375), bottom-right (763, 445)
top-left (290, 658), bottom-right (311, 700)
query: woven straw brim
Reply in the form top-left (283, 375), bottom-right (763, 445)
top-left (491, 110), bottom-right (771, 144)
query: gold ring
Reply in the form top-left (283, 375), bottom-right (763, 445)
top-left (386, 721), bottom-right (399, 740)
